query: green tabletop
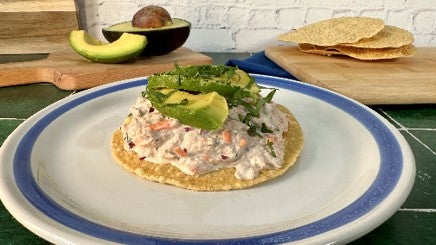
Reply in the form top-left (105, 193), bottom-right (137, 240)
top-left (0, 53), bottom-right (435, 244)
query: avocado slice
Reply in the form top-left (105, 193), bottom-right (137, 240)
top-left (69, 30), bottom-right (147, 63)
top-left (147, 65), bottom-right (260, 98)
top-left (146, 89), bottom-right (229, 130)
top-left (102, 18), bottom-right (190, 56)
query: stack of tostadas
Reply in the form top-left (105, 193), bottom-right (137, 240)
top-left (278, 17), bottom-right (416, 60)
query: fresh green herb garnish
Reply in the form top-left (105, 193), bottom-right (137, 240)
top-left (144, 89), bottom-right (170, 102)
top-left (167, 64), bottom-right (240, 80)
top-left (261, 123), bottom-right (273, 133)
top-left (231, 86), bottom-right (277, 137)
top-left (174, 63), bottom-right (182, 87)
top-left (267, 140), bottom-right (277, 158)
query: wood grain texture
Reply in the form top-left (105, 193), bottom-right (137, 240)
top-left (265, 46), bottom-right (436, 104)
top-left (0, 0), bottom-right (76, 12)
top-left (0, 48), bottom-right (212, 90)
top-left (0, 12), bottom-right (78, 38)
top-left (0, 0), bottom-right (79, 54)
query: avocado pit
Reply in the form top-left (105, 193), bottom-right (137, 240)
top-left (132, 5), bottom-right (173, 28)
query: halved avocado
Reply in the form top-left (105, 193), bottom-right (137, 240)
top-left (69, 30), bottom-right (147, 63)
top-left (102, 18), bottom-right (190, 56)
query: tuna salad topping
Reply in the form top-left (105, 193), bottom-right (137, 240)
top-left (121, 95), bottom-right (290, 180)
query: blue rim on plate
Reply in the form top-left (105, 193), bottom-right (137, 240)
top-left (13, 75), bottom-right (402, 244)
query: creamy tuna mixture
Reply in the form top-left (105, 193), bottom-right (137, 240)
top-left (121, 96), bottom-right (290, 180)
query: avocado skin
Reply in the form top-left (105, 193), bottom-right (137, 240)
top-left (102, 19), bottom-right (190, 56)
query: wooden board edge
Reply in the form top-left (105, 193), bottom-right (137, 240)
top-left (56, 50), bottom-right (213, 90)
top-left (265, 46), bottom-right (332, 89)
top-left (265, 46), bottom-right (436, 105)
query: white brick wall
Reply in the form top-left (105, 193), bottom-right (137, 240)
top-left (76, 0), bottom-right (436, 52)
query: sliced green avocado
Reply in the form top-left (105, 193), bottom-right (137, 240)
top-left (146, 89), bottom-right (229, 130)
top-left (69, 30), bottom-right (147, 63)
top-left (147, 65), bottom-right (260, 98)
top-left (102, 18), bottom-right (190, 56)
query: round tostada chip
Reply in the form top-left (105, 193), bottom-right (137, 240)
top-left (299, 43), bottom-right (417, 60)
top-left (338, 25), bottom-right (414, 49)
top-left (111, 104), bottom-right (304, 191)
top-left (278, 17), bottom-right (385, 46)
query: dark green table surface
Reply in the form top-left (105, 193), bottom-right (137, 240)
top-left (0, 53), bottom-right (435, 244)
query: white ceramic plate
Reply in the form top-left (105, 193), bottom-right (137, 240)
top-left (0, 75), bottom-right (415, 244)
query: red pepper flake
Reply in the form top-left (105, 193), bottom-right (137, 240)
top-left (221, 155), bottom-right (229, 160)
top-left (139, 157), bottom-right (146, 160)
top-left (184, 127), bottom-right (192, 132)
top-left (128, 142), bottom-right (135, 149)
top-left (149, 107), bottom-right (155, 113)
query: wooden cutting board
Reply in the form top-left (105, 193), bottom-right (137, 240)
top-left (0, 0), bottom-right (79, 54)
top-left (265, 46), bottom-right (436, 104)
top-left (0, 48), bottom-right (212, 90)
